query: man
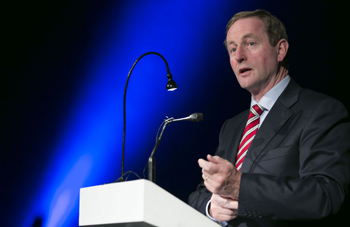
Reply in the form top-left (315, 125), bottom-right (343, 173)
top-left (188, 9), bottom-right (350, 226)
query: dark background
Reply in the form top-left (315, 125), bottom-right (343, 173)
top-left (1, 0), bottom-right (349, 226)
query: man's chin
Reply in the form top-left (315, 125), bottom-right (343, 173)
top-left (237, 81), bottom-right (253, 90)
top-left (238, 82), bottom-right (260, 95)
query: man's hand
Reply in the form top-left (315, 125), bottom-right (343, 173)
top-left (209, 194), bottom-right (238, 222)
top-left (198, 154), bottom-right (241, 199)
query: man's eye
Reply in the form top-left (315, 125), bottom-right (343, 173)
top-left (249, 42), bottom-right (255, 46)
top-left (231, 48), bottom-right (236, 52)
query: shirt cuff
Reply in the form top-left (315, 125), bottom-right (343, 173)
top-left (205, 200), bottom-right (228, 226)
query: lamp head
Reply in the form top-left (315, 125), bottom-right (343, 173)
top-left (166, 73), bottom-right (177, 91)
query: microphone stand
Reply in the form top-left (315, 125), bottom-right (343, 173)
top-left (120, 52), bottom-right (177, 182)
top-left (148, 118), bottom-right (173, 183)
top-left (147, 113), bottom-right (203, 183)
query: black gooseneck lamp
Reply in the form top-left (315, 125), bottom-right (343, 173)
top-left (121, 52), bottom-right (177, 182)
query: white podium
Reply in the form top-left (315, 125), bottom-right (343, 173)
top-left (79, 179), bottom-right (219, 227)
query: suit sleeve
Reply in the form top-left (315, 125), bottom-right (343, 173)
top-left (238, 97), bottom-right (350, 220)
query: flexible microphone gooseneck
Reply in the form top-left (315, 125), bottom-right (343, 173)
top-left (121, 52), bottom-right (177, 182)
top-left (148, 113), bottom-right (203, 183)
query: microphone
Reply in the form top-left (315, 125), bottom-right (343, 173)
top-left (148, 112), bottom-right (203, 183)
top-left (166, 113), bottom-right (203, 123)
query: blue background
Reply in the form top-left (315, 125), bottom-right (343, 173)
top-left (1, 0), bottom-right (348, 226)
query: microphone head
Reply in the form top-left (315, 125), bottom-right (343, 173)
top-left (190, 113), bottom-right (203, 122)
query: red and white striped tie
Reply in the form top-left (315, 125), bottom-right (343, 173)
top-left (235, 104), bottom-right (264, 171)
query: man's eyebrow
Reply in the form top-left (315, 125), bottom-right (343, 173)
top-left (226, 33), bottom-right (258, 46)
top-left (242, 33), bottom-right (257, 39)
top-left (226, 40), bottom-right (236, 46)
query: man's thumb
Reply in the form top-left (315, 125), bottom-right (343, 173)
top-left (207, 154), bottom-right (226, 164)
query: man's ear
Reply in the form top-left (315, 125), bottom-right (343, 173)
top-left (277, 39), bottom-right (289, 62)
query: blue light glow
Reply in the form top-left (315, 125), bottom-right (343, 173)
top-left (21, 1), bottom-right (241, 226)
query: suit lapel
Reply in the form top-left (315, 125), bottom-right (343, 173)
top-left (240, 79), bottom-right (301, 173)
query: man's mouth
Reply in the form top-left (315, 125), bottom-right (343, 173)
top-left (239, 67), bottom-right (252, 75)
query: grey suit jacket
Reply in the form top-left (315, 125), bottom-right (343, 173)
top-left (189, 79), bottom-right (350, 226)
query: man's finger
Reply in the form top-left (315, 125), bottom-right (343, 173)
top-left (207, 154), bottom-right (228, 164)
top-left (210, 194), bottom-right (238, 222)
top-left (198, 158), bottom-right (209, 169)
top-left (212, 194), bottom-right (239, 210)
top-left (202, 173), bottom-right (209, 182)
top-left (199, 158), bottom-right (219, 173)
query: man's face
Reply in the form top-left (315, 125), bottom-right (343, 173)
top-left (226, 17), bottom-right (280, 94)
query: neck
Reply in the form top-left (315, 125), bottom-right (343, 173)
top-left (251, 67), bottom-right (288, 103)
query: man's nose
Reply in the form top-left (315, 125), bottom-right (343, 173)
top-left (234, 45), bottom-right (246, 63)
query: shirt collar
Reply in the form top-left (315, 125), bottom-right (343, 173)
top-left (251, 75), bottom-right (290, 111)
